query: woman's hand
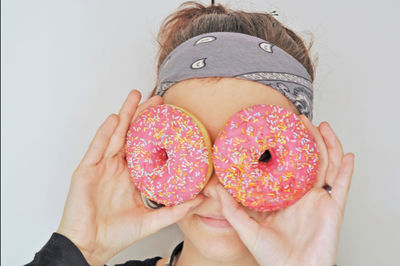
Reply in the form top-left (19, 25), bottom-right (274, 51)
top-left (57, 90), bottom-right (203, 266)
top-left (215, 115), bottom-right (355, 266)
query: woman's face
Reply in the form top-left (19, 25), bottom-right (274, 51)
top-left (162, 77), bottom-right (300, 262)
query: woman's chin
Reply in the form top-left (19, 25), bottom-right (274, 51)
top-left (177, 215), bottom-right (250, 261)
top-left (198, 236), bottom-right (249, 261)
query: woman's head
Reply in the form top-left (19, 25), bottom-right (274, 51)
top-left (147, 1), bottom-right (316, 99)
top-left (142, 1), bottom-right (317, 263)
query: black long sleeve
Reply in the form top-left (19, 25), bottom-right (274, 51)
top-left (25, 232), bottom-right (163, 266)
top-left (25, 232), bottom-right (91, 266)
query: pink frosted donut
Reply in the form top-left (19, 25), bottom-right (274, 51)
top-left (125, 104), bottom-right (213, 206)
top-left (212, 104), bottom-right (320, 212)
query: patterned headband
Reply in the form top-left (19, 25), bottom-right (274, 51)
top-left (155, 31), bottom-right (314, 120)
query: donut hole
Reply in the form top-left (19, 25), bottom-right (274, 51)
top-left (154, 147), bottom-right (168, 164)
top-left (258, 149), bottom-right (272, 163)
top-left (160, 148), bottom-right (168, 161)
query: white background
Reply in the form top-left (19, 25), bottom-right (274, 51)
top-left (2, 0), bottom-right (400, 265)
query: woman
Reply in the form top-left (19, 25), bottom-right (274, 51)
top-left (26, 2), bottom-right (355, 266)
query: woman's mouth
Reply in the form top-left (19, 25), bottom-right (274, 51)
top-left (196, 214), bottom-right (232, 228)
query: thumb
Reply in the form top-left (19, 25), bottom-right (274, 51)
top-left (142, 195), bottom-right (204, 235)
top-left (215, 184), bottom-right (259, 246)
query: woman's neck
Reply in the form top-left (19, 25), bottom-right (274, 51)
top-left (175, 237), bottom-right (259, 266)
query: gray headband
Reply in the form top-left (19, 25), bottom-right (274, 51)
top-left (156, 31), bottom-right (314, 121)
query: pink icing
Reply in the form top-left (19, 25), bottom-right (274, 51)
top-left (212, 104), bottom-right (320, 212)
top-left (125, 104), bottom-right (210, 206)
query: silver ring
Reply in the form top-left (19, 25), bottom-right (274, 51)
top-left (322, 184), bottom-right (332, 195)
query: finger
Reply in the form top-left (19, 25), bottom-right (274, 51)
top-left (131, 95), bottom-right (163, 124)
top-left (141, 195), bottom-right (204, 235)
top-left (331, 153), bottom-right (355, 211)
top-left (321, 122), bottom-right (344, 153)
top-left (297, 115), bottom-right (329, 188)
top-left (81, 114), bottom-right (119, 166)
top-left (319, 122), bottom-right (345, 186)
top-left (215, 184), bottom-right (259, 247)
top-left (105, 90), bottom-right (142, 157)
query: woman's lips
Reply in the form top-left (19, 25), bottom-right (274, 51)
top-left (196, 214), bottom-right (232, 228)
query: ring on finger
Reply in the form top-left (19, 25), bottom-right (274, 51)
top-left (322, 183), bottom-right (332, 195)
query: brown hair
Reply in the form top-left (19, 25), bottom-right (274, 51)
top-left (146, 1), bottom-right (318, 100)
top-left (143, 1), bottom-right (318, 210)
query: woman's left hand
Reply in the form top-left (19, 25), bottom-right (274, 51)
top-left (215, 115), bottom-right (355, 266)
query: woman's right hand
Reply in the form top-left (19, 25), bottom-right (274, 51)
top-left (57, 90), bottom-right (203, 266)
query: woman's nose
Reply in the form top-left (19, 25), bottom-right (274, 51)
top-left (201, 169), bottom-right (222, 199)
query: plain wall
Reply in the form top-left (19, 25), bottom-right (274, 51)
top-left (2, 0), bottom-right (399, 265)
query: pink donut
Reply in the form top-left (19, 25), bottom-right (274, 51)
top-left (125, 104), bottom-right (213, 206)
top-left (212, 104), bottom-right (320, 212)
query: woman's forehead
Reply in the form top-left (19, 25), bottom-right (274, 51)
top-left (162, 77), bottom-right (299, 143)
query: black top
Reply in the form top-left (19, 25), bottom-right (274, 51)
top-left (24, 232), bottom-right (183, 266)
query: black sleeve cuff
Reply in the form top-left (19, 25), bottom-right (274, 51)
top-left (25, 232), bottom-right (91, 266)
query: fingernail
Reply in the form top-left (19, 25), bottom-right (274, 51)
top-left (148, 96), bottom-right (160, 104)
top-left (326, 122), bottom-right (333, 132)
top-left (320, 122), bottom-right (331, 134)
